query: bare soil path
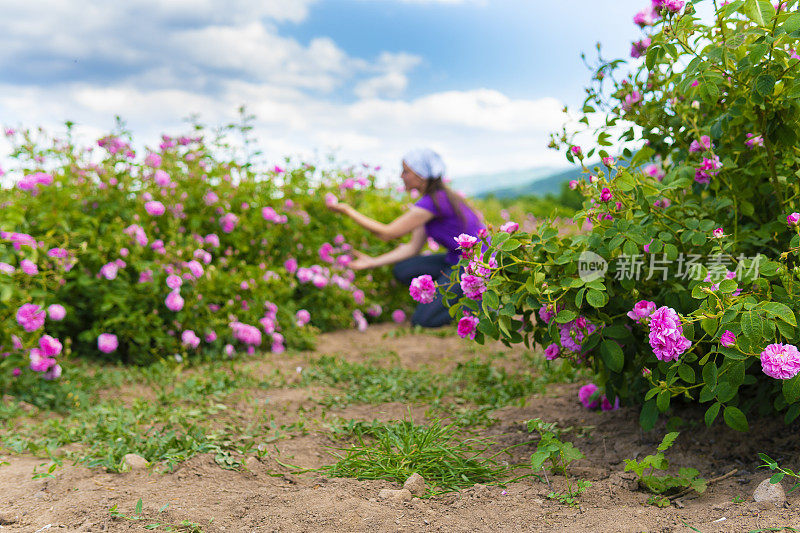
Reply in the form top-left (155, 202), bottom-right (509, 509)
top-left (1, 324), bottom-right (799, 532)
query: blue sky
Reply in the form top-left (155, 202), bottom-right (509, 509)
top-left (0, 0), bottom-right (665, 182)
top-left (286, 0), bottom-right (648, 103)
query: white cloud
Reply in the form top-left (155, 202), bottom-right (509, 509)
top-left (0, 0), bottom-right (600, 187)
top-left (394, 0), bottom-right (486, 4)
top-left (0, 78), bottom-right (572, 180)
top-left (354, 52), bottom-right (422, 99)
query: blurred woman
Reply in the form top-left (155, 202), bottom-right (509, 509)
top-left (328, 148), bottom-right (485, 327)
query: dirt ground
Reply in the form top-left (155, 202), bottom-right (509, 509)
top-left (2, 324), bottom-right (800, 533)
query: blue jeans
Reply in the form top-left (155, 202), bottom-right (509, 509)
top-left (393, 254), bottom-right (463, 327)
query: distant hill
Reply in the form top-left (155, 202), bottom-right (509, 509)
top-left (478, 166), bottom-right (583, 199)
top-left (451, 166), bottom-right (564, 197)
top-left (464, 158), bottom-right (630, 199)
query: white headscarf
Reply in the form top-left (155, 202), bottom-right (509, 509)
top-left (402, 148), bottom-right (446, 180)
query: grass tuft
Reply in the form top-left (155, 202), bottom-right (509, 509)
top-left (320, 418), bottom-right (529, 495)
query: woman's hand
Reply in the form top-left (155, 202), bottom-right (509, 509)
top-left (326, 201), bottom-right (351, 215)
top-left (348, 250), bottom-right (374, 270)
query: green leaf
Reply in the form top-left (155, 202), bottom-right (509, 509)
top-left (482, 290), bottom-right (499, 312)
top-left (525, 276), bottom-right (538, 294)
top-left (770, 472), bottom-right (786, 484)
top-left (723, 406), bottom-right (749, 432)
top-left (702, 362), bottom-right (718, 386)
top-left (531, 450), bottom-right (549, 471)
top-left (699, 384), bottom-right (717, 403)
top-left (716, 381), bottom-right (738, 403)
top-left (704, 402), bottom-right (721, 427)
top-left (646, 44), bottom-right (662, 70)
top-left (678, 364), bottom-right (696, 383)
top-left (783, 374), bottom-right (800, 404)
top-left (631, 145), bottom-right (656, 167)
top-left (575, 287), bottom-right (585, 308)
top-left (755, 74), bottom-right (776, 96)
top-left (740, 311), bottom-right (763, 341)
top-left (657, 432), bottom-right (680, 452)
top-left (743, 0), bottom-right (765, 25)
top-left (657, 390), bottom-right (671, 413)
top-left (701, 317), bottom-right (718, 337)
top-left (586, 289), bottom-right (607, 308)
top-left (135, 498), bottom-right (143, 515)
top-left (603, 325), bottom-right (632, 339)
top-left (600, 339), bottom-right (624, 372)
top-left (762, 302), bottom-right (797, 327)
top-left (784, 13), bottom-right (800, 34)
top-left (499, 238), bottom-right (522, 252)
top-left (555, 309), bottom-right (578, 324)
top-left (640, 399), bottom-right (659, 431)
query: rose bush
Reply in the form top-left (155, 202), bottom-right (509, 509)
top-left (448, 0), bottom-right (800, 431)
top-left (0, 227), bottom-right (73, 394)
top-left (0, 120), bottom-right (413, 381)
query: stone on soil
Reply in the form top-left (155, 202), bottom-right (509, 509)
top-left (403, 473), bottom-right (427, 496)
top-left (752, 478), bottom-right (786, 506)
top-left (122, 453), bottom-right (149, 471)
top-left (378, 488), bottom-right (412, 502)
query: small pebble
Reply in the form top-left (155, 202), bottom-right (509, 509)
top-left (752, 478), bottom-right (786, 506)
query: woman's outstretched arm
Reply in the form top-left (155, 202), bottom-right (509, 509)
top-left (330, 203), bottom-right (432, 241)
top-left (349, 226), bottom-right (428, 270)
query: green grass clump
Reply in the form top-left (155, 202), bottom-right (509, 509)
top-left (0, 362), bottom-right (280, 471)
top-left (300, 355), bottom-right (549, 412)
top-left (320, 418), bottom-right (526, 495)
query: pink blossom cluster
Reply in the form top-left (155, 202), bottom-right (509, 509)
top-left (455, 233), bottom-right (478, 250)
top-left (631, 37), bottom-right (651, 59)
top-left (460, 274), bottom-right (487, 301)
top-left (17, 172), bottom-right (54, 193)
top-left (633, 5), bottom-right (659, 26)
top-left (627, 300), bottom-right (656, 322)
top-left (647, 306), bottom-right (691, 362)
top-left (296, 309), bottom-right (311, 327)
top-left (262, 207), bottom-right (288, 224)
top-left (97, 135), bottom-right (133, 157)
top-left (1, 231), bottom-right (39, 250)
top-left (16, 303), bottom-right (46, 332)
top-left (410, 275), bottom-right (436, 304)
top-left (622, 91), bottom-right (643, 111)
top-left (695, 155), bottom-right (722, 184)
top-left (544, 343), bottom-right (560, 360)
top-left (231, 321), bottom-right (262, 346)
top-left (457, 313), bottom-right (480, 339)
top-left (745, 133), bottom-right (764, 149)
top-left (123, 224), bottom-right (148, 246)
top-left (353, 309), bottom-right (368, 332)
top-left (760, 343), bottom-right (800, 379)
top-left (720, 330), bottom-right (736, 347)
top-left (181, 330), bottom-right (200, 349)
top-left (145, 200), bottom-right (165, 216)
top-left (643, 163), bottom-right (665, 181)
top-left (578, 383), bottom-right (620, 411)
top-left (219, 213), bottom-right (239, 233)
top-left (500, 221), bottom-right (519, 233)
top-left (689, 135), bottom-right (712, 153)
top-left (652, 0), bottom-right (684, 13)
top-left (558, 316), bottom-right (597, 355)
top-left (538, 304), bottom-right (562, 325)
top-left (98, 333), bottom-right (118, 353)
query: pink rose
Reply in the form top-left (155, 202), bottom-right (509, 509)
top-left (98, 333), bottom-right (118, 354)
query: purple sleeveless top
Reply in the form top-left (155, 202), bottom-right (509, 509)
top-left (414, 190), bottom-right (485, 264)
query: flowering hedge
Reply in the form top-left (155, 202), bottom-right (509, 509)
top-left (1, 121), bottom-right (413, 391)
top-left (445, 0), bottom-right (800, 431)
